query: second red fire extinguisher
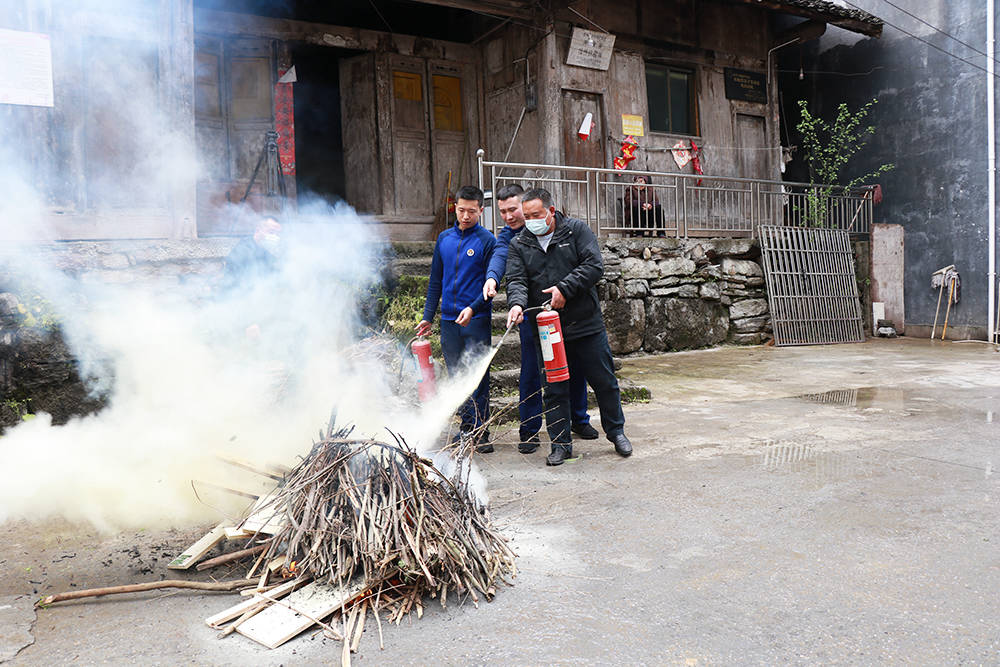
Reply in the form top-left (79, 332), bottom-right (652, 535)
top-left (535, 309), bottom-right (570, 382)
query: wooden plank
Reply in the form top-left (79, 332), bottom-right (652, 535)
top-left (237, 580), bottom-right (367, 649)
top-left (225, 526), bottom-right (254, 540)
top-left (167, 523), bottom-right (227, 570)
top-left (239, 492), bottom-right (286, 535)
top-left (204, 577), bottom-right (306, 628)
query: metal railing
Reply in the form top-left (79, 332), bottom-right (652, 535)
top-left (476, 150), bottom-right (874, 238)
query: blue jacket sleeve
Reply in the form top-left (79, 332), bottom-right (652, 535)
top-left (421, 237), bottom-right (444, 323)
top-left (486, 226), bottom-right (515, 284)
top-left (467, 231), bottom-right (497, 315)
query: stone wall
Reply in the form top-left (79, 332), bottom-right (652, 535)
top-left (598, 237), bottom-right (771, 354)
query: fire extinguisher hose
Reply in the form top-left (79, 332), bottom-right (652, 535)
top-left (402, 300), bottom-right (552, 374)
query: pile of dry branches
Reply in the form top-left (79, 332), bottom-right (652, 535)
top-left (256, 426), bottom-right (515, 622)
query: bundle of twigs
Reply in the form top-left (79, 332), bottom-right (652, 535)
top-left (257, 426), bottom-right (515, 624)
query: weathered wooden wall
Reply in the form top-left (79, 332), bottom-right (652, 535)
top-left (481, 0), bottom-right (782, 184)
top-left (195, 9), bottom-right (482, 240)
top-left (0, 0), bottom-right (196, 241)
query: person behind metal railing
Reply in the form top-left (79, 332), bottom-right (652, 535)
top-left (505, 187), bottom-right (633, 466)
top-left (624, 175), bottom-right (664, 238)
top-left (481, 184), bottom-right (597, 454)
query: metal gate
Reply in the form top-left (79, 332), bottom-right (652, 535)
top-left (759, 225), bottom-right (865, 346)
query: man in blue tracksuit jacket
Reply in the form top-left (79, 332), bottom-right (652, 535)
top-left (417, 185), bottom-right (497, 451)
top-left (482, 185), bottom-right (597, 453)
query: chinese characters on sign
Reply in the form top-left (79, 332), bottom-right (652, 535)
top-left (723, 68), bottom-right (767, 104)
top-left (621, 114), bottom-right (644, 137)
top-left (0, 28), bottom-right (54, 108)
top-left (566, 28), bottom-right (615, 71)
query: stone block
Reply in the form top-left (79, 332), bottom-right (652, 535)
top-left (732, 315), bottom-right (769, 333)
top-left (720, 258), bottom-right (763, 278)
top-left (0, 293), bottom-right (20, 320)
top-left (651, 284), bottom-right (699, 298)
top-left (697, 264), bottom-right (722, 280)
top-left (729, 298), bottom-right (769, 319)
top-left (699, 282), bottom-right (722, 300)
top-left (650, 276), bottom-right (683, 288)
top-left (730, 332), bottom-right (765, 345)
top-left (624, 279), bottom-right (649, 298)
top-left (703, 238), bottom-right (758, 258)
top-left (603, 298), bottom-right (645, 354)
top-left (657, 256), bottom-right (696, 276)
top-left (643, 297), bottom-right (730, 352)
top-left (621, 257), bottom-right (659, 280)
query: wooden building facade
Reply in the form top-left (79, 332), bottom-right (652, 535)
top-left (0, 0), bottom-right (880, 242)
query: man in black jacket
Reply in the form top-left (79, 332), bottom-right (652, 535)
top-left (505, 188), bottom-right (632, 466)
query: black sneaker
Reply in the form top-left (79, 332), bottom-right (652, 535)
top-left (572, 423), bottom-right (599, 440)
top-left (518, 434), bottom-right (540, 454)
top-left (546, 444), bottom-right (573, 466)
top-left (475, 430), bottom-right (493, 453)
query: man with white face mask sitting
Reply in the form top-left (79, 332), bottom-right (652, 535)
top-left (504, 188), bottom-right (632, 466)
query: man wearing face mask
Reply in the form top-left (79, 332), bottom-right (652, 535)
top-left (417, 185), bottom-right (496, 452)
top-left (482, 184), bottom-right (598, 454)
top-left (505, 188), bottom-right (632, 466)
top-left (222, 216), bottom-right (282, 339)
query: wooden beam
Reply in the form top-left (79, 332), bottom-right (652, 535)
top-left (404, 0), bottom-right (534, 19)
top-left (727, 0), bottom-right (883, 38)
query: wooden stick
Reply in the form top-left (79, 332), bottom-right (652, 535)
top-left (351, 601), bottom-right (367, 653)
top-left (942, 279), bottom-right (955, 340)
top-left (931, 281), bottom-right (945, 339)
top-left (38, 578), bottom-right (257, 606)
top-left (196, 545), bottom-right (266, 571)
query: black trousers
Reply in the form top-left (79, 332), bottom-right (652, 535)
top-left (533, 328), bottom-right (625, 446)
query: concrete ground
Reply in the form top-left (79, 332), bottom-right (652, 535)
top-left (2, 338), bottom-right (999, 665)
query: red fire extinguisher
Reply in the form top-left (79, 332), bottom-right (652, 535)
top-left (535, 310), bottom-right (570, 382)
top-left (411, 338), bottom-right (437, 402)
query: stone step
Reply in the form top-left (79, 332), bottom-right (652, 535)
top-left (391, 256), bottom-right (433, 278)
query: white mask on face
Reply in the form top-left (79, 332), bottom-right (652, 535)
top-left (525, 218), bottom-right (550, 236)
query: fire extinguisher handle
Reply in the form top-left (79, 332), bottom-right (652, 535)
top-left (522, 300), bottom-right (553, 315)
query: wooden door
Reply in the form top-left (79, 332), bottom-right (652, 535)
top-left (339, 53), bottom-right (380, 214)
top-left (429, 61), bottom-right (471, 220)
top-left (227, 39), bottom-right (276, 189)
top-left (736, 113), bottom-right (767, 178)
top-left (561, 90), bottom-right (604, 221)
top-left (194, 36), bottom-right (275, 233)
top-left (388, 55), bottom-right (433, 216)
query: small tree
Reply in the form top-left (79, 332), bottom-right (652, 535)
top-left (796, 98), bottom-right (894, 227)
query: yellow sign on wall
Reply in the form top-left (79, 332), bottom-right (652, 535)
top-left (621, 114), bottom-right (645, 137)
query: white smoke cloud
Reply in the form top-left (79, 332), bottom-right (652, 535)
top-left (0, 1), bottom-right (494, 530)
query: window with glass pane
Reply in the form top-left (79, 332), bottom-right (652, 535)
top-left (645, 64), bottom-right (695, 134)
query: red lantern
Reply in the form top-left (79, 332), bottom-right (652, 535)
top-left (536, 310), bottom-right (570, 383)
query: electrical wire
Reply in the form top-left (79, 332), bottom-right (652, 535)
top-left (777, 66), bottom-right (885, 76)
top-left (873, 0), bottom-right (1000, 65)
top-left (839, 0), bottom-right (998, 77)
top-left (366, 0), bottom-right (394, 34)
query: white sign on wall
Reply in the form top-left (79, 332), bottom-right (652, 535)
top-left (0, 28), bottom-right (54, 108)
top-left (566, 27), bottom-right (615, 71)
